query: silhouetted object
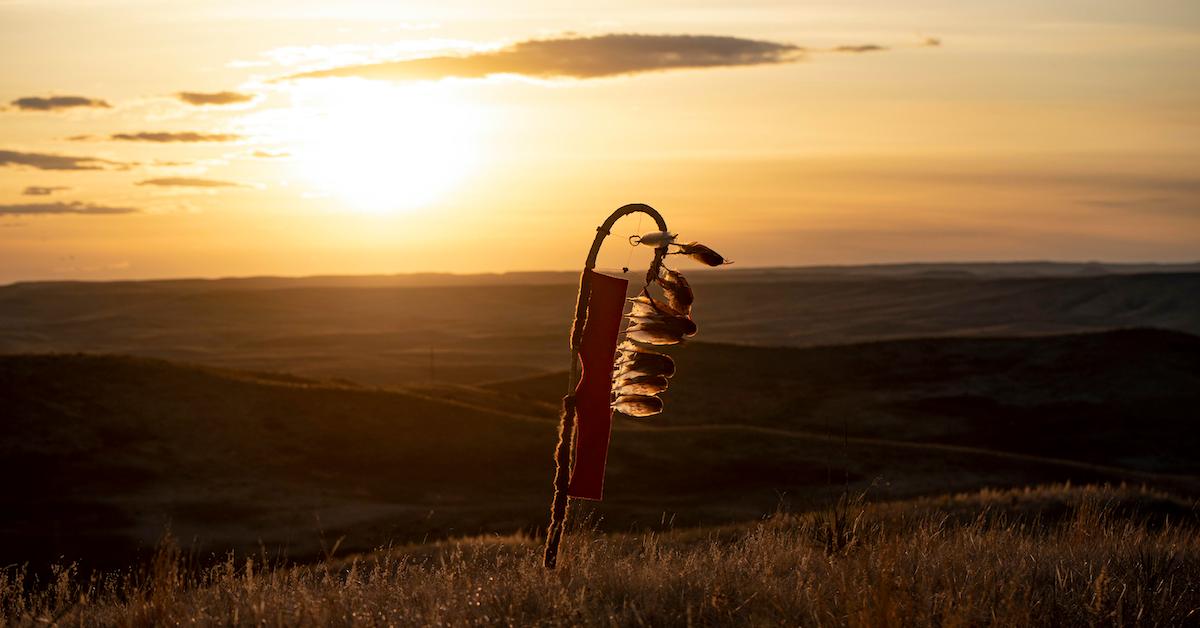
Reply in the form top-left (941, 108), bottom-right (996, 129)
top-left (542, 204), bottom-right (729, 569)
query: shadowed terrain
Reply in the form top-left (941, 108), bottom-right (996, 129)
top-left (3, 328), bottom-right (1197, 570)
top-left (489, 328), bottom-right (1200, 474)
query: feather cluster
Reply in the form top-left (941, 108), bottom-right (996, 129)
top-left (611, 263), bottom-right (702, 418)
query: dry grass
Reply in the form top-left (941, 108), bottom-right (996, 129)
top-left (3, 483), bottom-right (1197, 627)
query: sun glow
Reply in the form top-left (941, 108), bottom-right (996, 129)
top-left (273, 81), bottom-right (486, 213)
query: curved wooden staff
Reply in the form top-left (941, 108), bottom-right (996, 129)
top-left (542, 203), bottom-right (669, 569)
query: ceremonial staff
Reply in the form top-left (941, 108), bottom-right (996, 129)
top-left (543, 203), bottom-right (729, 569)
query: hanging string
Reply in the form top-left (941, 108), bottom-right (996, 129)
top-left (622, 213), bottom-right (643, 274)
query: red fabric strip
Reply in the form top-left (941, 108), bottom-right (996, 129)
top-left (567, 270), bottom-right (628, 500)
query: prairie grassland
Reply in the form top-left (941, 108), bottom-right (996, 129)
top-left (3, 483), bottom-right (1197, 626)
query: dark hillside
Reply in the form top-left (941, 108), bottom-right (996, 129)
top-left (492, 329), bottom-right (1200, 473)
top-left (4, 346), bottom-right (1193, 570)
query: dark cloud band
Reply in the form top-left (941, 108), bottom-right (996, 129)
top-left (832, 44), bottom-right (888, 53)
top-left (109, 132), bottom-right (243, 143)
top-left (10, 95), bottom-right (111, 111)
top-left (286, 33), bottom-right (804, 82)
top-left (137, 177), bottom-right (243, 188)
top-left (22, 186), bottom-right (70, 196)
top-left (0, 201), bottom-right (137, 215)
top-left (176, 91), bottom-right (256, 106)
top-left (0, 149), bottom-right (120, 171)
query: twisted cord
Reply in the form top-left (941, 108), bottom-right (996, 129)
top-left (543, 394), bottom-right (578, 568)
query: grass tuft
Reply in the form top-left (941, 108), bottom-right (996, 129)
top-left (2, 483), bottom-right (1197, 626)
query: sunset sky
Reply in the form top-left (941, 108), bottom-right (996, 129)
top-left (1, 0), bottom-right (1198, 282)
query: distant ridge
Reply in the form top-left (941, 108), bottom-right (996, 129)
top-left (5, 260), bottom-right (1200, 290)
top-left (2, 269), bottom-right (1197, 386)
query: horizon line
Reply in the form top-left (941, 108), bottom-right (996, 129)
top-left (5, 259), bottom-right (1200, 288)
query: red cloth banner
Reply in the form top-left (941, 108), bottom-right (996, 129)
top-left (567, 270), bottom-right (628, 500)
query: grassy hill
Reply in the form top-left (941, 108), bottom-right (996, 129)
top-left (3, 329), bottom-right (1198, 570)
top-left (3, 484), bottom-right (1197, 626)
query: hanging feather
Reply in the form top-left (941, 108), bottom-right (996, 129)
top-left (615, 362), bottom-right (673, 383)
top-left (627, 314), bottom-right (697, 339)
top-left (628, 289), bottom-right (687, 318)
top-left (675, 241), bottom-right (731, 266)
top-left (628, 310), bottom-right (697, 335)
top-left (615, 339), bottom-right (651, 356)
top-left (656, 265), bottom-right (694, 315)
top-left (614, 344), bottom-right (675, 378)
top-left (614, 373), bottom-right (669, 396)
top-left (625, 322), bottom-right (685, 346)
top-left (613, 394), bottom-right (663, 418)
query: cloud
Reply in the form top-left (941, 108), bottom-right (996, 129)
top-left (10, 95), bottom-right (111, 111)
top-left (251, 150), bottom-right (289, 158)
top-left (22, 186), bottom-right (70, 196)
top-left (109, 132), bottom-right (244, 143)
top-left (136, 177), bottom-right (244, 188)
top-left (285, 33), bottom-right (804, 82)
top-left (176, 91), bottom-right (256, 106)
top-left (832, 44), bottom-right (888, 53)
top-left (0, 201), bottom-right (138, 215)
top-left (0, 149), bottom-right (121, 171)
top-left (922, 37), bottom-right (942, 47)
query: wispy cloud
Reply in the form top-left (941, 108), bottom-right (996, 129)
top-left (0, 149), bottom-right (122, 171)
top-left (10, 95), bottom-right (111, 111)
top-left (251, 150), bottom-right (290, 159)
top-left (285, 33), bottom-right (805, 82)
top-left (832, 44), bottom-right (888, 53)
top-left (0, 201), bottom-right (138, 215)
top-left (22, 186), bottom-right (70, 196)
top-left (108, 132), bottom-right (244, 143)
top-left (136, 177), bottom-right (244, 188)
top-left (176, 91), bottom-right (256, 106)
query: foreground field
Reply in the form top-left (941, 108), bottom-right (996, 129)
top-left (3, 484), bottom-right (1196, 626)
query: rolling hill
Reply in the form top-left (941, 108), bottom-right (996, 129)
top-left (3, 327), bottom-right (1197, 570)
top-left (1, 270), bottom-right (1196, 386)
top-left (488, 328), bottom-right (1200, 474)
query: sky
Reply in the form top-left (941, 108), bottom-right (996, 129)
top-left (1, 0), bottom-right (1198, 282)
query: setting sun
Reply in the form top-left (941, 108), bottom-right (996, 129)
top-left (279, 81), bottom-right (486, 213)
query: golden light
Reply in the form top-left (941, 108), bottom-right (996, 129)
top-left (269, 80), bottom-right (487, 214)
